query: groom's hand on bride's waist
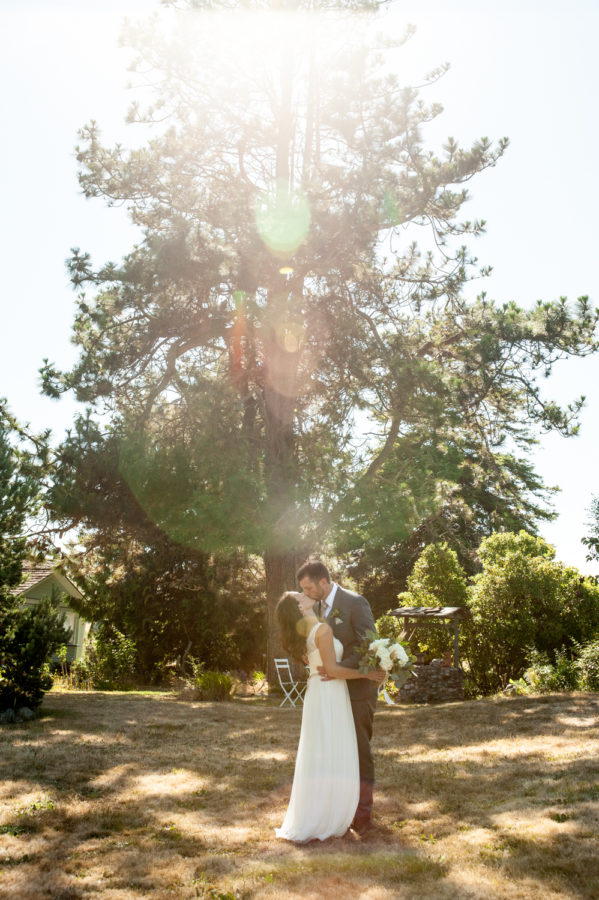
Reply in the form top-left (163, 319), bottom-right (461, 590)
top-left (316, 665), bottom-right (387, 684)
top-left (316, 665), bottom-right (335, 681)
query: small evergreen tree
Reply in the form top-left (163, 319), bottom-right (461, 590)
top-left (398, 542), bottom-right (469, 609)
top-left (395, 542), bottom-right (468, 660)
top-left (0, 591), bottom-right (70, 711)
top-left (0, 414), bottom-right (69, 712)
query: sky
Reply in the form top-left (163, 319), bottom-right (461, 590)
top-left (1, 0), bottom-right (598, 572)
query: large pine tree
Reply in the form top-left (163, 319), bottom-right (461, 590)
top-left (44, 1), bottom-right (598, 679)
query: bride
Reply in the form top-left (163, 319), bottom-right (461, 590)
top-left (274, 591), bottom-right (383, 843)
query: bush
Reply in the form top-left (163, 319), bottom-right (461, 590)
top-left (198, 628), bottom-right (241, 672)
top-left (179, 658), bottom-right (232, 701)
top-left (375, 614), bottom-right (403, 642)
top-left (79, 623), bottom-right (137, 690)
top-left (510, 642), bottom-right (599, 695)
top-left (463, 531), bottom-right (599, 694)
top-left (62, 542), bottom-right (265, 684)
top-left (575, 639), bottom-right (599, 691)
top-left (195, 670), bottom-right (233, 701)
top-left (0, 593), bottom-right (70, 711)
top-left (0, 421), bottom-right (65, 711)
top-left (521, 648), bottom-right (579, 693)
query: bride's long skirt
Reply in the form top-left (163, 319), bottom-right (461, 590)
top-left (275, 675), bottom-right (360, 843)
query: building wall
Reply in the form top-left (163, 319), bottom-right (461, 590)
top-left (20, 580), bottom-right (91, 662)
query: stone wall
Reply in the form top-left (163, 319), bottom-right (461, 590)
top-left (399, 664), bottom-right (464, 703)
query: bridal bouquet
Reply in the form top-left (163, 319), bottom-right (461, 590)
top-left (358, 630), bottom-right (415, 689)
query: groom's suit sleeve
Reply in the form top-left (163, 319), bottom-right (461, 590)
top-left (340, 593), bottom-right (376, 670)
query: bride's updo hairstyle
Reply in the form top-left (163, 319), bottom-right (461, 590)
top-left (276, 592), bottom-right (311, 663)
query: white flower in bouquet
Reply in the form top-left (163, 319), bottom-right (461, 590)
top-left (389, 642), bottom-right (409, 666)
top-left (377, 648), bottom-right (393, 672)
top-left (358, 630), bottom-right (415, 694)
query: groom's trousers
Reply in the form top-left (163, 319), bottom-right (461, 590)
top-left (351, 693), bottom-right (377, 823)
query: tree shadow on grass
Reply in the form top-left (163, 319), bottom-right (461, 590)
top-left (375, 694), bottom-right (599, 898)
top-left (2, 690), bottom-right (598, 898)
top-left (0, 692), bottom-right (448, 898)
top-left (377, 691), bottom-right (599, 748)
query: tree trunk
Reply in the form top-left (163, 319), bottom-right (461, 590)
top-left (262, 315), bottom-right (301, 685)
top-left (263, 17), bottom-right (304, 688)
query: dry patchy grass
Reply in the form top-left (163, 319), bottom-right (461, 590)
top-left (1, 689), bottom-right (599, 899)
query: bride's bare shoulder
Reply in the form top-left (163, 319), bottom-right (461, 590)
top-left (314, 622), bottom-right (333, 643)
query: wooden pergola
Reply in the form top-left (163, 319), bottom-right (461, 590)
top-left (389, 606), bottom-right (469, 668)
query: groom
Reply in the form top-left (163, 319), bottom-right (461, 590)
top-left (296, 559), bottom-right (382, 835)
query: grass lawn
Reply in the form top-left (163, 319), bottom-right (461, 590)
top-left (1, 689), bottom-right (599, 899)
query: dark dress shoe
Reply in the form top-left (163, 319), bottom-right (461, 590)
top-left (350, 818), bottom-right (372, 835)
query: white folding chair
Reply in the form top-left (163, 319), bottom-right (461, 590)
top-left (274, 658), bottom-right (307, 708)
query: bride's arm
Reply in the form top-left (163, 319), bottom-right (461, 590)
top-left (315, 624), bottom-right (382, 681)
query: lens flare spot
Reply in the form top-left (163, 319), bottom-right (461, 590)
top-left (274, 319), bottom-right (303, 356)
top-left (383, 190), bottom-right (402, 226)
top-left (283, 331), bottom-right (299, 353)
top-left (255, 181), bottom-right (310, 257)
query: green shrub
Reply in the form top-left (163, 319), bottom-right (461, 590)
top-left (575, 639), bottom-right (599, 691)
top-left (199, 629), bottom-right (241, 672)
top-left (55, 654), bottom-right (93, 691)
top-left (70, 655), bottom-right (89, 684)
top-left (180, 657), bottom-right (232, 701)
top-left (0, 593), bottom-right (70, 710)
top-left (544, 649), bottom-right (579, 691)
top-left (521, 649), bottom-right (579, 693)
top-left (524, 662), bottom-right (557, 693)
top-left (79, 624), bottom-right (137, 690)
top-left (506, 676), bottom-right (530, 695)
top-left (513, 642), bottom-right (599, 695)
top-left (398, 542), bottom-right (469, 609)
top-left (463, 531), bottom-right (599, 694)
top-left (195, 670), bottom-right (233, 701)
top-left (59, 541), bottom-right (264, 684)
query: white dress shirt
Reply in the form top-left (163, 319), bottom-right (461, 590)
top-left (321, 582), bottom-right (339, 619)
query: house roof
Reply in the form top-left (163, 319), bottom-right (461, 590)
top-left (11, 559), bottom-right (84, 601)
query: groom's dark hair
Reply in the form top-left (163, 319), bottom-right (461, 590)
top-left (296, 560), bottom-right (331, 584)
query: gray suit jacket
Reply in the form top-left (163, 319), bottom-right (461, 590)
top-left (321, 585), bottom-right (378, 702)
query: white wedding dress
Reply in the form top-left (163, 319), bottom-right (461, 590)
top-left (275, 622), bottom-right (360, 843)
